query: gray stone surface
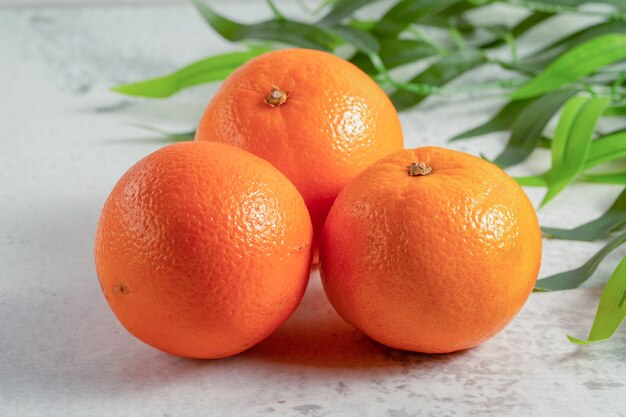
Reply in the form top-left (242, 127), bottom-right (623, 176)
top-left (1, 2), bottom-right (625, 416)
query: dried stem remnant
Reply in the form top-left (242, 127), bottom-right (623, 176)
top-left (407, 162), bottom-right (432, 176)
top-left (266, 86), bottom-right (288, 107)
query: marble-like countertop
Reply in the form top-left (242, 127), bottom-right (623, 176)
top-left (1, 2), bottom-right (625, 416)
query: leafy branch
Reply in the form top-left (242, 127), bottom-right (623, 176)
top-left (111, 0), bottom-right (626, 344)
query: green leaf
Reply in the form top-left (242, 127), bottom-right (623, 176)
top-left (192, 0), bottom-right (340, 51)
top-left (373, 0), bottom-right (462, 37)
top-left (426, 0), bottom-right (477, 24)
top-left (542, 189), bottom-right (626, 241)
top-left (326, 25), bottom-right (380, 54)
top-left (418, 17), bottom-right (475, 34)
top-left (605, 103), bottom-right (626, 116)
top-left (390, 50), bottom-right (485, 111)
top-left (514, 175), bottom-right (547, 186)
top-left (349, 39), bottom-right (438, 74)
top-left (529, 136), bottom-right (555, 149)
top-left (419, 6), bottom-right (476, 34)
top-left (602, 0), bottom-right (626, 8)
top-left (347, 19), bottom-right (376, 31)
top-left (520, 0), bottom-right (626, 10)
top-left (510, 11), bottom-right (554, 37)
top-left (318, 0), bottom-right (377, 24)
top-left (481, 12), bottom-right (554, 49)
top-left (266, 0), bottom-right (286, 21)
top-left (568, 254), bottom-right (626, 344)
top-left (449, 99), bottom-right (534, 141)
top-left (535, 230), bottom-right (626, 291)
top-left (493, 89), bottom-right (576, 167)
top-left (585, 129), bottom-right (626, 169)
top-left (523, 21), bottom-right (626, 69)
top-left (582, 172), bottom-right (626, 185)
top-left (540, 95), bottom-right (610, 206)
top-left (511, 34), bottom-right (626, 100)
top-left (111, 46), bottom-right (271, 98)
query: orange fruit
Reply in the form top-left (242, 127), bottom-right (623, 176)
top-left (94, 141), bottom-right (313, 359)
top-left (320, 146), bottom-right (542, 353)
top-left (195, 48), bottom-right (404, 255)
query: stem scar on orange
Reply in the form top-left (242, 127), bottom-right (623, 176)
top-left (94, 141), bottom-right (313, 359)
top-left (320, 146), bottom-right (542, 354)
top-left (195, 48), bottom-right (404, 258)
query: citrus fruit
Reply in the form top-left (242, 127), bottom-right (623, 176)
top-left (195, 48), bottom-right (404, 255)
top-left (94, 141), bottom-right (313, 359)
top-left (319, 146), bottom-right (542, 353)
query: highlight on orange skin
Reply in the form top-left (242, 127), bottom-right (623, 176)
top-left (320, 146), bottom-right (542, 354)
top-left (195, 48), bottom-right (404, 257)
top-left (94, 141), bottom-right (313, 359)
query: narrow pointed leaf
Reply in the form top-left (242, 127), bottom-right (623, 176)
top-left (605, 103), bottom-right (626, 116)
top-left (585, 130), bottom-right (626, 169)
top-left (493, 89), bottom-right (576, 167)
top-left (535, 231), bottom-right (626, 291)
top-left (319, 0), bottom-right (377, 24)
top-left (350, 39), bottom-right (438, 74)
top-left (511, 34), bottom-right (626, 100)
top-left (430, 0), bottom-right (476, 19)
top-left (481, 12), bottom-right (554, 49)
top-left (551, 95), bottom-right (609, 164)
top-left (582, 172), bottom-right (626, 185)
top-left (523, 21), bottom-right (626, 69)
top-left (347, 19), bottom-right (376, 31)
top-left (418, 1), bottom-right (476, 32)
top-left (568, 255), bottom-right (626, 344)
top-left (542, 189), bottom-right (626, 241)
top-left (540, 95), bottom-right (610, 206)
top-left (326, 25), bottom-right (379, 54)
top-left (111, 47), bottom-right (271, 98)
top-left (514, 175), bottom-right (547, 186)
top-left (449, 98), bottom-right (535, 141)
top-left (390, 50), bottom-right (485, 111)
top-left (373, 0), bottom-right (462, 37)
top-left (538, 136), bottom-right (552, 149)
top-left (510, 11), bottom-right (554, 37)
top-left (192, 0), bottom-right (340, 51)
top-left (266, 0), bottom-right (286, 21)
top-left (522, 0), bottom-right (626, 10)
top-left (419, 16), bottom-right (474, 33)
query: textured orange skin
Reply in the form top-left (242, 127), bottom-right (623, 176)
top-left (320, 146), bottom-right (542, 354)
top-left (94, 141), bottom-right (313, 359)
top-left (195, 48), bottom-right (404, 251)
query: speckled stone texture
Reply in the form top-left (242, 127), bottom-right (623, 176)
top-left (1, 2), bottom-right (625, 416)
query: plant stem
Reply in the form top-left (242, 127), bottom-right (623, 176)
top-left (370, 51), bottom-right (527, 98)
top-left (448, 25), bottom-right (467, 51)
top-left (612, 72), bottom-right (626, 101)
top-left (505, 33), bottom-right (518, 65)
top-left (405, 25), bottom-right (451, 56)
top-left (500, 0), bottom-right (626, 20)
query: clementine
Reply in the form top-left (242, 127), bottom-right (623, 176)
top-left (320, 146), bottom-right (542, 353)
top-left (195, 48), bottom-right (404, 256)
top-left (94, 141), bottom-right (313, 359)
